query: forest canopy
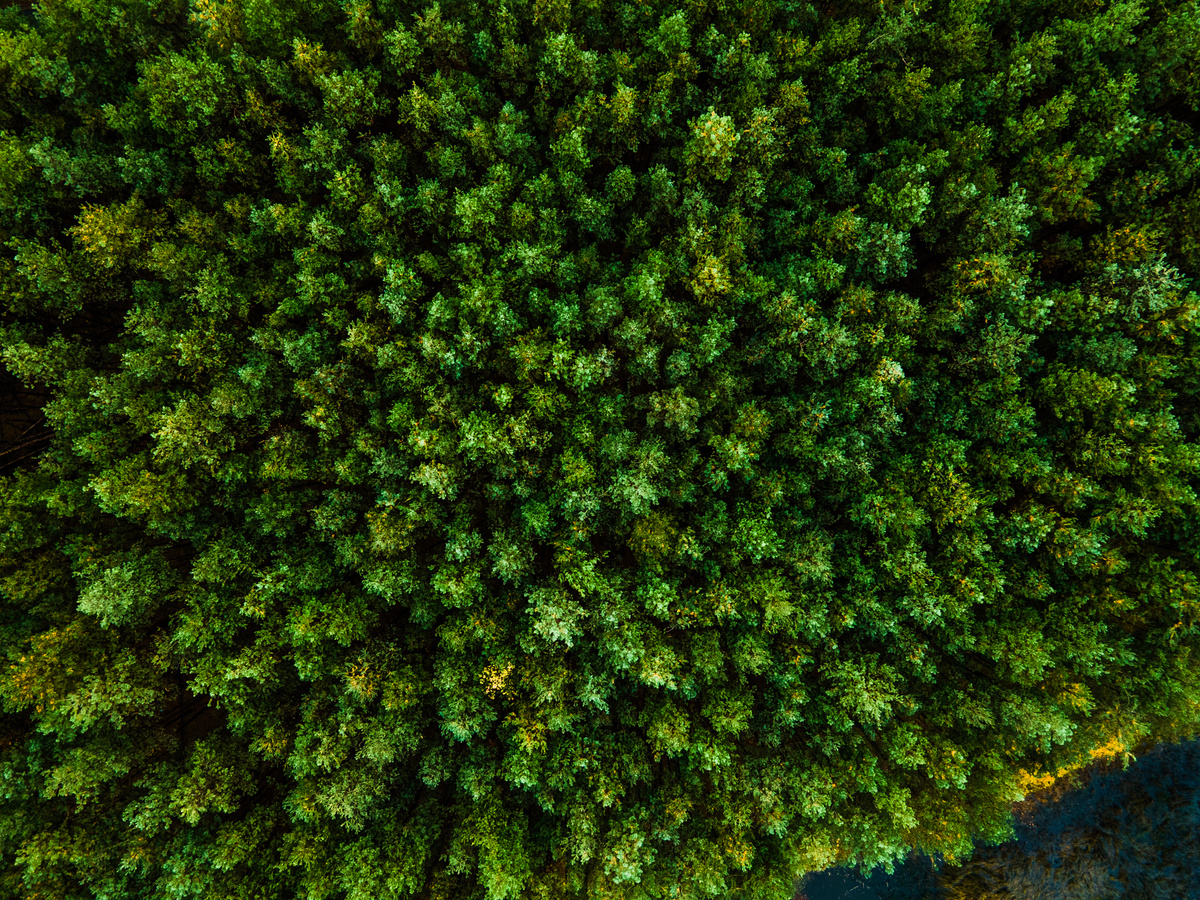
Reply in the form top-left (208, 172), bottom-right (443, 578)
top-left (1, 0), bottom-right (1199, 898)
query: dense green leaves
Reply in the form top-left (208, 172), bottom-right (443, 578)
top-left (1, 0), bottom-right (1199, 898)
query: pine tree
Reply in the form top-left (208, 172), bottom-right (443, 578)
top-left (2, 0), bottom-right (1198, 898)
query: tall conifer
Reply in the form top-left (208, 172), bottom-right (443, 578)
top-left (1, 0), bottom-right (1198, 897)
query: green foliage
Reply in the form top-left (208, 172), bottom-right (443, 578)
top-left (1, 0), bottom-right (1199, 898)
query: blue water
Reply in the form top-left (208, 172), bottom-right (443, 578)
top-left (793, 736), bottom-right (1200, 900)
top-left (796, 848), bottom-right (945, 900)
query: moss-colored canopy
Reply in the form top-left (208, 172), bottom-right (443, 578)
top-left (1, 0), bottom-right (1199, 898)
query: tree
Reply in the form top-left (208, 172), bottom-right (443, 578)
top-left (1, 0), bottom-right (1198, 898)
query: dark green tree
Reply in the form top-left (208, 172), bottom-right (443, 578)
top-left (1, 0), bottom-right (1198, 898)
